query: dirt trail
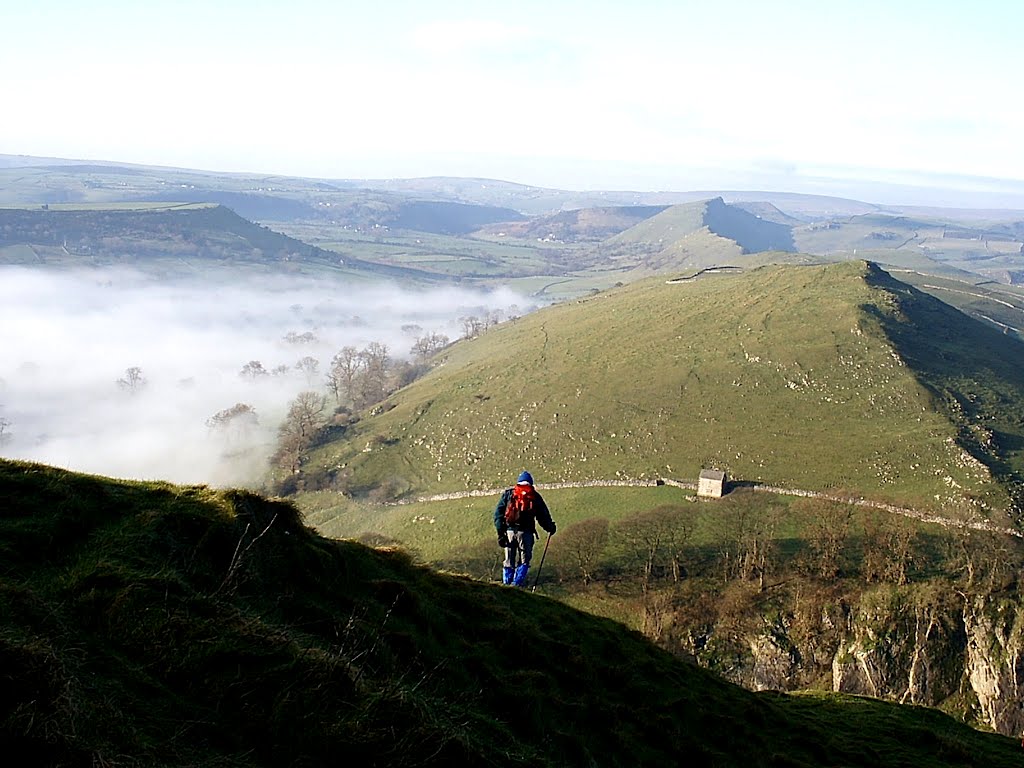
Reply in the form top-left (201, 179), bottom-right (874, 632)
top-left (392, 478), bottom-right (1022, 538)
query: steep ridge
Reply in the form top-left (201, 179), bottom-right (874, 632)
top-left (609, 197), bottom-right (796, 254)
top-left (1, 458), bottom-right (1020, 767)
top-left (302, 262), bottom-right (1024, 518)
top-left (703, 197), bottom-right (796, 253)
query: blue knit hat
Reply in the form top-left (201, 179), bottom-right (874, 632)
top-left (517, 471), bottom-right (534, 485)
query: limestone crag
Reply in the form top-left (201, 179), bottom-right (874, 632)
top-left (682, 587), bottom-right (1024, 736)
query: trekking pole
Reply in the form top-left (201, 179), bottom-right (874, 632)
top-left (531, 533), bottom-right (552, 592)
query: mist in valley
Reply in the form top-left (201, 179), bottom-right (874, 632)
top-left (0, 267), bottom-right (530, 487)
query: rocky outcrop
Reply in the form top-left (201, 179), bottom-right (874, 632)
top-left (831, 589), bottom-right (965, 707)
top-left (964, 596), bottom-right (1024, 736)
top-left (677, 585), bottom-right (1024, 736)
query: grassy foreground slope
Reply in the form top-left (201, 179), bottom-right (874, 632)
top-left (306, 261), bottom-right (1024, 518)
top-left (2, 459), bottom-right (1021, 767)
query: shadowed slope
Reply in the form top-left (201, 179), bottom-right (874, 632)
top-left (1, 459), bottom-right (1021, 766)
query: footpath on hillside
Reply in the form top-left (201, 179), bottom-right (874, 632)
top-left (388, 478), bottom-right (1022, 538)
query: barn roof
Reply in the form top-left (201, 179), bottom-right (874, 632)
top-left (699, 469), bottom-right (726, 481)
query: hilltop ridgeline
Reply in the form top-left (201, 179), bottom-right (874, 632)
top-left (296, 261), bottom-right (1024, 519)
top-left (609, 197), bottom-right (796, 255)
top-left (0, 204), bottom-right (435, 281)
top-left (2, 458), bottom-right (1021, 767)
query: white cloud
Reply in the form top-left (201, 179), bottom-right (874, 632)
top-left (410, 19), bottom-right (535, 56)
top-left (0, 267), bottom-right (531, 486)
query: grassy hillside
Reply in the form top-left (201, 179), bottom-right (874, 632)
top-left (476, 205), bottom-right (668, 242)
top-left (2, 458), bottom-right (1021, 767)
top-left (299, 261), bottom-right (1024, 518)
top-left (0, 204), bottom-right (444, 282)
top-left (610, 197), bottom-right (795, 254)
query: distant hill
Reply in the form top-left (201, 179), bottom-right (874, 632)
top-left (732, 201), bottom-right (806, 226)
top-left (594, 197), bottom-right (799, 276)
top-left (793, 212), bottom-right (1024, 285)
top-left (297, 261), bottom-right (1024, 518)
top-left (0, 204), bottom-right (441, 281)
top-left (477, 205), bottom-right (668, 242)
top-left (611, 197), bottom-right (796, 254)
top-left (1, 156), bottom-right (1020, 295)
top-left (2, 457), bottom-right (1021, 767)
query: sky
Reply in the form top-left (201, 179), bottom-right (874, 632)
top-left (3, 0), bottom-right (1024, 200)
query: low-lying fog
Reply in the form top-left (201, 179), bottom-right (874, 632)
top-left (0, 267), bottom-right (531, 487)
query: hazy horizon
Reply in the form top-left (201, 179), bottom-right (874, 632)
top-left (2, 2), bottom-right (1022, 209)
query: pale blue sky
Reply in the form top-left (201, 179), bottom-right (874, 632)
top-left (3, 0), bottom-right (1022, 199)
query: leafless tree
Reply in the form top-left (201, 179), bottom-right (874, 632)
top-left (798, 498), bottom-right (853, 579)
top-left (326, 346), bottom-right (360, 404)
top-left (616, 506), bottom-right (695, 590)
top-left (459, 315), bottom-right (485, 339)
top-left (410, 332), bottom-right (450, 361)
top-left (719, 491), bottom-right (780, 591)
top-left (557, 518), bottom-right (610, 585)
top-left (206, 403), bottom-right (259, 443)
top-left (239, 360), bottom-right (268, 380)
top-left (861, 511), bottom-right (918, 585)
top-left (117, 366), bottom-right (146, 394)
top-left (295, 355), bottom-right (320, 385)
top-left (283, 331), bottom-right (318, 345)
top-left (274, 391), bottom-right (328, 473)
top-left (356, 342), bottom-right (390, 407)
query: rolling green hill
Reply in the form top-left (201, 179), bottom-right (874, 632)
top-left (610, 197), bottom-right (796, 255)
top-left (476, 205), bottom-right (669, 242)
top-left (2, 458), bottom-right (1021, 767)
top-left (0, 204), bottom-right (444, 282)
top-left (297, 261), bottom-right (1024, 519)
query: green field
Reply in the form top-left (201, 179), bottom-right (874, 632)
top-left (300, 483), bottom-right (957, 572)
top-left (302, 484), bottom-right (686, 559)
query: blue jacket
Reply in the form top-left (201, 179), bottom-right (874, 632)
top-left (494, 486), bottom-right (555, 535)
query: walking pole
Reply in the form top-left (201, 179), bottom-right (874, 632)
top-left (531, 533), bottom-right (552, 592)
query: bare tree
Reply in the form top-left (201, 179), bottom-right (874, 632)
top-left (0, 416), bottom-right (11, 447)
top-left (326, 346), bottom-right (360, 405)
top-left (797, 498), bottom-right (853, 579)
top-left (239, 360), bottom-right (268, 380)
top-left (283, 331), bottom-right (318, 345)
top-left (861, 511), bottom-right (918, 585)
top-left (275, 391), bottom-right (328, 473)
top-left (557, 518), bottom-right (610, 585)
top-left (719, 491), bottom-right (780, 591)
top-left (295, 355), bottom-right (320, 386)
top-left (410, 332), bottom-right (450, 361)
top-left (459, 315), bottom-right (485, 339)
top-left (117, 366), bottom-right (146, 394)
top-left (356, 342), bottom-right (390, 407)
top-left (206, 403), bottom-right (259, 443)
top-left (615, 506), bottom-right (694, 590)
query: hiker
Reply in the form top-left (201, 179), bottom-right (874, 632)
top-left (494, 471), bottom-right (556, 586)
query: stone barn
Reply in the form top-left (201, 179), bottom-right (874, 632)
top-left (698, 469), bottom-right (726, 498)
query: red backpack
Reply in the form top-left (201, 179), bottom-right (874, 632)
top-left (504, 484), bottom-right (535, 527)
